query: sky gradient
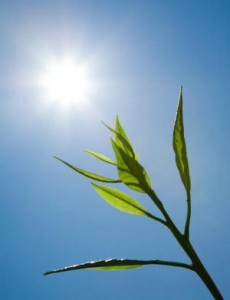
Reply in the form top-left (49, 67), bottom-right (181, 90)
top-left (1, 1), bottom-right (230, 299)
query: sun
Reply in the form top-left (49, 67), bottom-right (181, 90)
top-left (40, 59), bottom-right (92, 108)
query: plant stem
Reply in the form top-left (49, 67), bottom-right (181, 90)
top-left (168, 220), bottom-right (223, 299)
top-left (184, 192), bottom-right (191, 239)
top-left (147, 189), bottom-right (223, 300)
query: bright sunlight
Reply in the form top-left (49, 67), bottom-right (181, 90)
top-left (40, 58), bottom-right (92, 109)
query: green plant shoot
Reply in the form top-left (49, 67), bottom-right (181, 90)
top-left (44, 87), bottom-right (223, 300)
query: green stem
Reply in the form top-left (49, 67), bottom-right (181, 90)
top-left (145, 211), bottom-right (167, 226)
top-left (184, 192), bottom-right (191, 239)
top-left (169, 222), bottom-right (223, 299)
top-left (147, 189), bottom-right (223, 300)
top-left (138, 259), bottom-right (193, 270)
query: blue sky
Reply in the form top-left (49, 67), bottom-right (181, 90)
top-left (0, 1), bottom-right (229, 299)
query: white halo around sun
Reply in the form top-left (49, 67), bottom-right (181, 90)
top-left (39, 58), bottom-right (92, 109)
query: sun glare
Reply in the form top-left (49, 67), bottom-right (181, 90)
top-left (40, 59), bottom-right (92, 109)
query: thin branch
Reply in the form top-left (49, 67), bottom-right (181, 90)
top-left (145, 211), bottom-right (167, 226)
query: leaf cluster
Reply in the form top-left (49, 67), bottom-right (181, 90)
top-left (45, 87), bottom-right (191, 273)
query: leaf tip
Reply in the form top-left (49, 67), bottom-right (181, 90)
top-left (179, 86), bottom-right (183, 104)
top-left (53, 156), bottom-right (62, 163)
top-left (43, 271), bottom-right (52, 276)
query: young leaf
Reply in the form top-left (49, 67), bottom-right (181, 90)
top-left (111, 138), bottom-right (152, 193)
top-left (173, 87), bottom-right (191, 194)
top-left (115, 116), bottom-right (137, 159)
top-left (91, 183), bottom-right (149, 216)
top-left (44, 258), bottom-right (193, 275)
top-left (115, 116), bottom-right (131, 145)
top-left (102, 121), bottom-right (136, 158)
top-left (54, 157), bottom-right (120, 183)
top-left (84, 149), bottom-right (117, 166)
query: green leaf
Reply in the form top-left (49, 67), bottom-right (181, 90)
top-left (43, 259), bottom-right (143, 275)
top-left (173, 87), bottom-right (191, 194)
top-left (91, 183), bottom-right (149, 216)
top-left (115, 116), bottom-right (131, 144)
top-left (115, 116), bottom-right (136, 158)
top-left (43, 258), bottom-right (193, 275)
top-left (111, 139), bottom-right (152, 193)
top-left (102, 121), bottom-right (136, 158)
top-left (54, 157), bottom-right (120, 183)
top-left (84, 149), bottom-right (117, 166)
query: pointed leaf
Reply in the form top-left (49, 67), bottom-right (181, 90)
top-left (173, 87), bottom-right (191, 194)
top-left (115, 116), bottom-right (137, 158)
top-left (84, 149), bottom-right (117, 166)
top-left (102, 121), bottom-right (136, 158)
top-left (44, 259), bottom-right (143, 275)
top-left (111, 138), bottom-right (152, 193)
top-left (54, 157), bottom-right (120, 183)
top-left (44, 258), bottom-right (193, 275)
top-left (115, 116), bottom-right (131, 144)
top-left (92, 183), bottom-right (149, 216)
